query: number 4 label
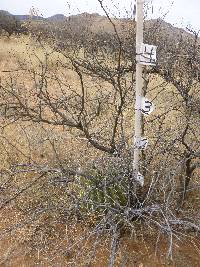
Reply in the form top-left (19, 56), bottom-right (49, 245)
top-left (138, 43), bottom-right (157, 66)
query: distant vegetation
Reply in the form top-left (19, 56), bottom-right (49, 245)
top-left (0, 10), bottom-right (27, 36)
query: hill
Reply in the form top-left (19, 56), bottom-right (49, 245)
top-left (0, 10), bottom-right (23, 35)
top-left (1, 10), bottom-right (194, 37)
top-left (47, 14), bottom-right (67, 21)
top-left (15, 14), bottom-right (44, 21)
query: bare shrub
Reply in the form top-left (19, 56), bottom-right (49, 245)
top-left (0, 3), bottom-right (199, 266)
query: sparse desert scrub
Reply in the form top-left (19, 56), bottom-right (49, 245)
top-left (0, 11), bottom-right (199, 266)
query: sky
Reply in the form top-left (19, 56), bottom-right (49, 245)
top-left (0, 0), bottom-right (200, 30)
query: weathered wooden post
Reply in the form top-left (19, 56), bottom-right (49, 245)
top-left (133, 0), bottom-right (157, 186)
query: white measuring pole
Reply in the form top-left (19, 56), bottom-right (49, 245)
top-left (133, 0), bottom-right (144, 179)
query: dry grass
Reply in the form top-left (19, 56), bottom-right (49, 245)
top-left (0, 35), bottom-right (199, 266)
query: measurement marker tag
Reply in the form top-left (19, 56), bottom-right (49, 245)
top-left (141, 97), bottom-right (154, 115)
top-left (136, 172), bottom-right (144, 187)
top-left (134, 137), bottom-right (148, 150)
